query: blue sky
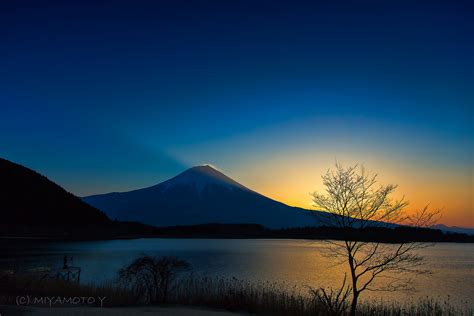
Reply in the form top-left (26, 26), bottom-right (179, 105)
top-left (1, 0), bottom-right (472, 225)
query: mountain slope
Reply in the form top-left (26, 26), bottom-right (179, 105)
top-left (431, 224), bottom-right (474, 236)
top-left (83, 165), bottom-right (318, 228)
top-left (0, 158), bottom-right (110, 226)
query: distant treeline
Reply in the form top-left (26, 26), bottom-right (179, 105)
top-left (1, 222), bottom-right (473, 243)
top-left (149, 223), bottom-right (474, 243)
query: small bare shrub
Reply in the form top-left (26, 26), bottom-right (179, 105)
top-left (118, 255), bottom-right (190, 304)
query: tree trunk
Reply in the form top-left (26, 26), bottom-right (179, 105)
top-left (350, 291), bottom-right (359, 316)
top-left (347, 245), bottom-right (359, 316)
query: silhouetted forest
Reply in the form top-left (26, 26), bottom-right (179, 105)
top-left (147, 223), bottom-right (474, 243)
top-left (0, 158), bottom-right (110, 226)
top-left (2, 222), bottom-right (472, 242)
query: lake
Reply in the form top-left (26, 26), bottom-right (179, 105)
top-left (1, 239), bottom-right (473, 307)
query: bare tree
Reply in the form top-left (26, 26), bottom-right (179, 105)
top-left (309, 274), bottom-right (352, 316)
top-left (311, 163), bottom-right (439, 316)
top-left (118, 255), bottom-right (190, 304)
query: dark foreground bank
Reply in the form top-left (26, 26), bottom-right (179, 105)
top-left (0, 271), bottom-right (471, 316)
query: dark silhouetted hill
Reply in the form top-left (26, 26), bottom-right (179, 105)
top-left (0, 158), bottom-right (110, 226)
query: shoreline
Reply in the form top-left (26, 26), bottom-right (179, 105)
top-left (1, 235), bottom-right (474, 243)
top-left (0, 305), bottom-right (250, 316)
top-left (2, 223), bottom-right (473, 243)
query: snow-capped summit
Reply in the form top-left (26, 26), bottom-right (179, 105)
top-left (160, 165), bottom-right (250, 193)
top-left (83, 165), bottom-right (317, 228)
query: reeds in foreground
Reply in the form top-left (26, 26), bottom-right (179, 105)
top-left (1, 272), bottom-right (472, 315)
top-left (168, 276), bottom-right (472, 316)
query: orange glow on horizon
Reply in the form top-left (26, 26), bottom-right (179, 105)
top-left (231, 155), bottom-right (473, 228)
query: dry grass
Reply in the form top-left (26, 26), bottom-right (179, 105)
top-left (169, 276), bottom-right (473, 316)
top-left (357, 297), bottom-right (473, 316)
top-left (1, 272), bottom-right (471, 315)
top-left (0, 272), bottom-right (135, 306)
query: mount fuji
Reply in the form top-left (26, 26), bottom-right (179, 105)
top-left (83, 165), bottom-right (319, 228)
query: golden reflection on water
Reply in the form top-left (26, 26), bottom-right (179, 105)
top-left (241, 240), bottom-right (474, 305)
top-left (1, 239), bottom-right (473, 306)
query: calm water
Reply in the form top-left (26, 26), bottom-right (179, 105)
top-left (1, 239), bottom-right (473, 306)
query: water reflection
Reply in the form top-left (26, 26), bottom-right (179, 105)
top-left (0, 239), bottom-right (472, 306)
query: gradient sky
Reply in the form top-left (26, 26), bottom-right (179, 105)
top-left (1, 0), bottom-right (472, 227)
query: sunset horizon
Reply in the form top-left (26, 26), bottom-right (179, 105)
top-left (1, 1), bottom-right (472, 314)
top-left (70, 161), bottom-right (472, 228)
